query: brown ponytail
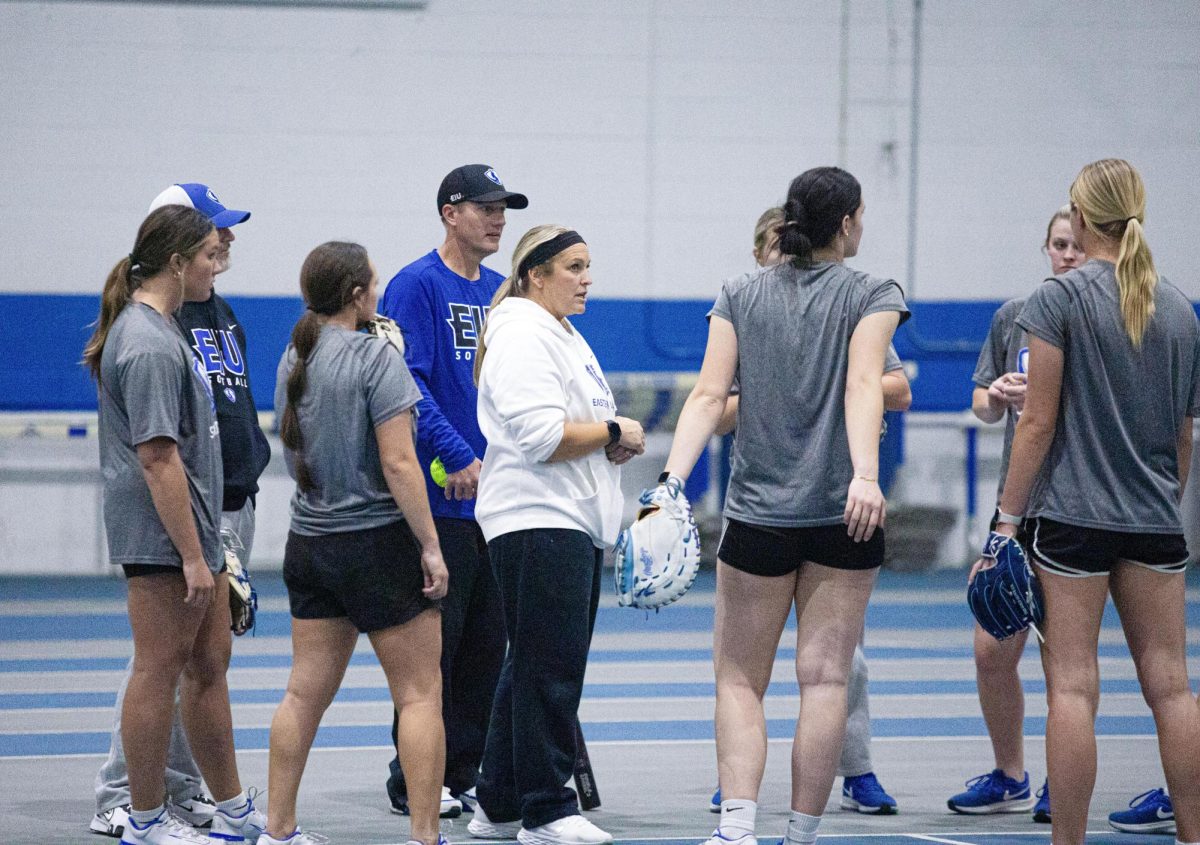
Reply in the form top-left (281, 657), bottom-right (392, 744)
top-left (1070, 159), bottom-right (1157, 347)
top-left (281, 241), bottom-right (372, 492)
top-left (280, 311), bottom-right (321, 492)
top-left (83, 257), bottom-right (136, 379)
top-left (82, 206), bottom-right (214, 381)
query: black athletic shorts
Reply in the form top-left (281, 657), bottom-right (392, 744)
top-left (717, 517), bottom-right (884, 576)
top-left (122, 562), bottom-right (228, 578)
top-left (1026, 516), bottom-right (1189, 577)
top-left (283, 519), bottom-right (439, 633)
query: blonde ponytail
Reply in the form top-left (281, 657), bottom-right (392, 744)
top-left (1115, 216), bottom-right (1156, 347)
top-left (473, 224), bottom-right (571, 385)
top-left (1069, 158), bottom-right (1157, 347)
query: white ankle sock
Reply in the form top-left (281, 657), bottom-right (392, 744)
top-left (785, 811), bottom-right (821, 845)
top-left (719, 799), bottom-right (757, 836)
top-left (216, 791), bottom-right (249, 814)
top-left (128, 805), bottom-right (165, 827)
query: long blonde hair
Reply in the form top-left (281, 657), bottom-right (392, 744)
top-left (1069, 158), bottom-right (1156, 346)
top-left (473, 224), bottom-right (571, 385)
top-left (82, 206), bottom-right (214, 380)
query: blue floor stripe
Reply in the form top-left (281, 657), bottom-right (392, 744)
top-left (0, 714), bottom-right (1158, 758)
top-left (0, 677), bottom-right (1167, 711)
top-left (10, 591), bottom-right (1191, 640)
top-left (3, 641), bottom-right (1194, 674)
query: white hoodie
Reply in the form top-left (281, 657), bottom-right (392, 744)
top-left (475, 297), bottom-right (623, 549)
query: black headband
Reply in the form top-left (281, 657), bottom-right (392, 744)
top-left (518, 231), bottom-right (585, 280)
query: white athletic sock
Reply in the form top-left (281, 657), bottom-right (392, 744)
top-left (128, 805), bottom-right (165, 828)
top-left (216, 791), bottom-right (250, 814)
top-left (719, 799), bottom-right (757, 837)
top-left (785, 811), bottom-right (821, 845)
top-left (1175, 840), bottom-right (1198, 845)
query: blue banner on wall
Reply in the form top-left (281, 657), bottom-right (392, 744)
top-left (6, 294), bottom-right (1198, 414)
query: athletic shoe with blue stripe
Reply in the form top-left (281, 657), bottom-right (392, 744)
top-left (947, 769), bottom-right (1034, 814)
top-left (1108, 788), bottom-right (1175, 834)
top-left (840, 772), bottom-right (897, 815)
top-left (708, 787), bottom-right (721, 813)
top-left (209, 794), bottom-right (266, 843)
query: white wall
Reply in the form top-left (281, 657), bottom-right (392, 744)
top-left (2, 0), bottom-right (1198, 304)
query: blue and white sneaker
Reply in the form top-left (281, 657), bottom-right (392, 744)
top-left (699, 830), bottom-right (755, 845)
top-left (840, 772), bottom-right (897, 815)
top-left (1032, 780), bottom-right (1050, 823)
top-left (709, 787), bottom-right (721, 813)
top-left (210, 794), bottom-right (266, 843)
top-left (947, 769), bottom-right (1034, 814)
top-left (1108, 788), bottom-right (1175, 834)
top-left (255, 829), bottom-right (329, 845)
top-left (454, 787), bottom-right (478, 813)
top-left (118, 809), bottom-right (210, 845)
top-left (388, 784), bottom-right (463, 818)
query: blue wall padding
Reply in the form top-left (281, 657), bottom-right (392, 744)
top-left (7, 294), bottom-right (1198, 413)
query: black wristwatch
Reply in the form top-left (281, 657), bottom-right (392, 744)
top-left (606, 419), bottom-right (622, 447)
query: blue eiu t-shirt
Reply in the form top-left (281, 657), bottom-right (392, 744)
top-left (378, 249), bottom-right (503, 520)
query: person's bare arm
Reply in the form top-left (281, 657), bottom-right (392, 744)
top-left (137, 437), bottom-right (214, 607)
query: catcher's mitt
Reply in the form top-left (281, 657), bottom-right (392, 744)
top-left (968, 531), bottom-right (1044, 642)
top-left (222, 528), bottom-right (257, 636)
top-left (365, 314), bottom-right (405, 357)
top-left (614, 476), bottom-right (701, 610)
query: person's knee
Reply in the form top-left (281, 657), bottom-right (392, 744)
top-left (1137, 663), bottom-right (1192, 713)
top-left (796, 654), bottom-right (849, 691)
top-left (975, 634), bottom-right (1022, 675)
top-left (1047, 670), bottom-right (1100, 715)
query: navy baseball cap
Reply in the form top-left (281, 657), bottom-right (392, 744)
top-left (148, 183), bottom-right (251, 228)
top-left (437, 165), bottom-right (528, 213)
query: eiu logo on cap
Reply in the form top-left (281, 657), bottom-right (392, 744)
top-left (207, 189), bottom-right (220, 204)
top-left (484, 168), bottom-right (502, 186)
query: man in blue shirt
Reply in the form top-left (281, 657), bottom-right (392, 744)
top-left (378, 164), bottom-right (528, 817)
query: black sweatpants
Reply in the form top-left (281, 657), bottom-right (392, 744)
top-left (475, 528), bottom-right (603, 829)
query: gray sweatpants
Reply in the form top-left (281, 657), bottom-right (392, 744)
top-left (838, 644), bottom-right (874, 778)
top-left (95, 502), bottom-right (255, 813)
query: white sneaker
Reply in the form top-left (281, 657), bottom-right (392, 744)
top-left (518, 815), bottom-right (613, 845)
top-left (254, 829), bottom-right (329, 845)
top-left (456, 787), bottom-right (479, 812)
top-left (170, 794), bottom-right (216, 829)
top-left (91, 804), bottom-right (131, 837)
top-left (390, 785), bottom-right (464, 819)
top-left (468, 805), bottom-right (521, 840)
top-left (404, 836), bottom-right (449, 845)
top-left (118, 810), bottom-right (211, 845)
top-left (700, 830), bottom-right (757, 845)
top-left (441, 786), bottom-right (464, 818)
top-left (210, 794), bottom-right (267, 843)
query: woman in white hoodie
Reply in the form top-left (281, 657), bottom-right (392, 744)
top-left (469, 225), bottom-right (645, 845)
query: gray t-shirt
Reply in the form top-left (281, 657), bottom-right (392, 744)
top-left (98, 302), bottom-right (223, 571)
top-left (711, 261), bottom-right (910, 526)
top-left (972, 297), bottom-right (1027, 502)
top-left (1017, 259), bottom-right (1200, 532)
top-left (274, 324), bottom-right (422, 535)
